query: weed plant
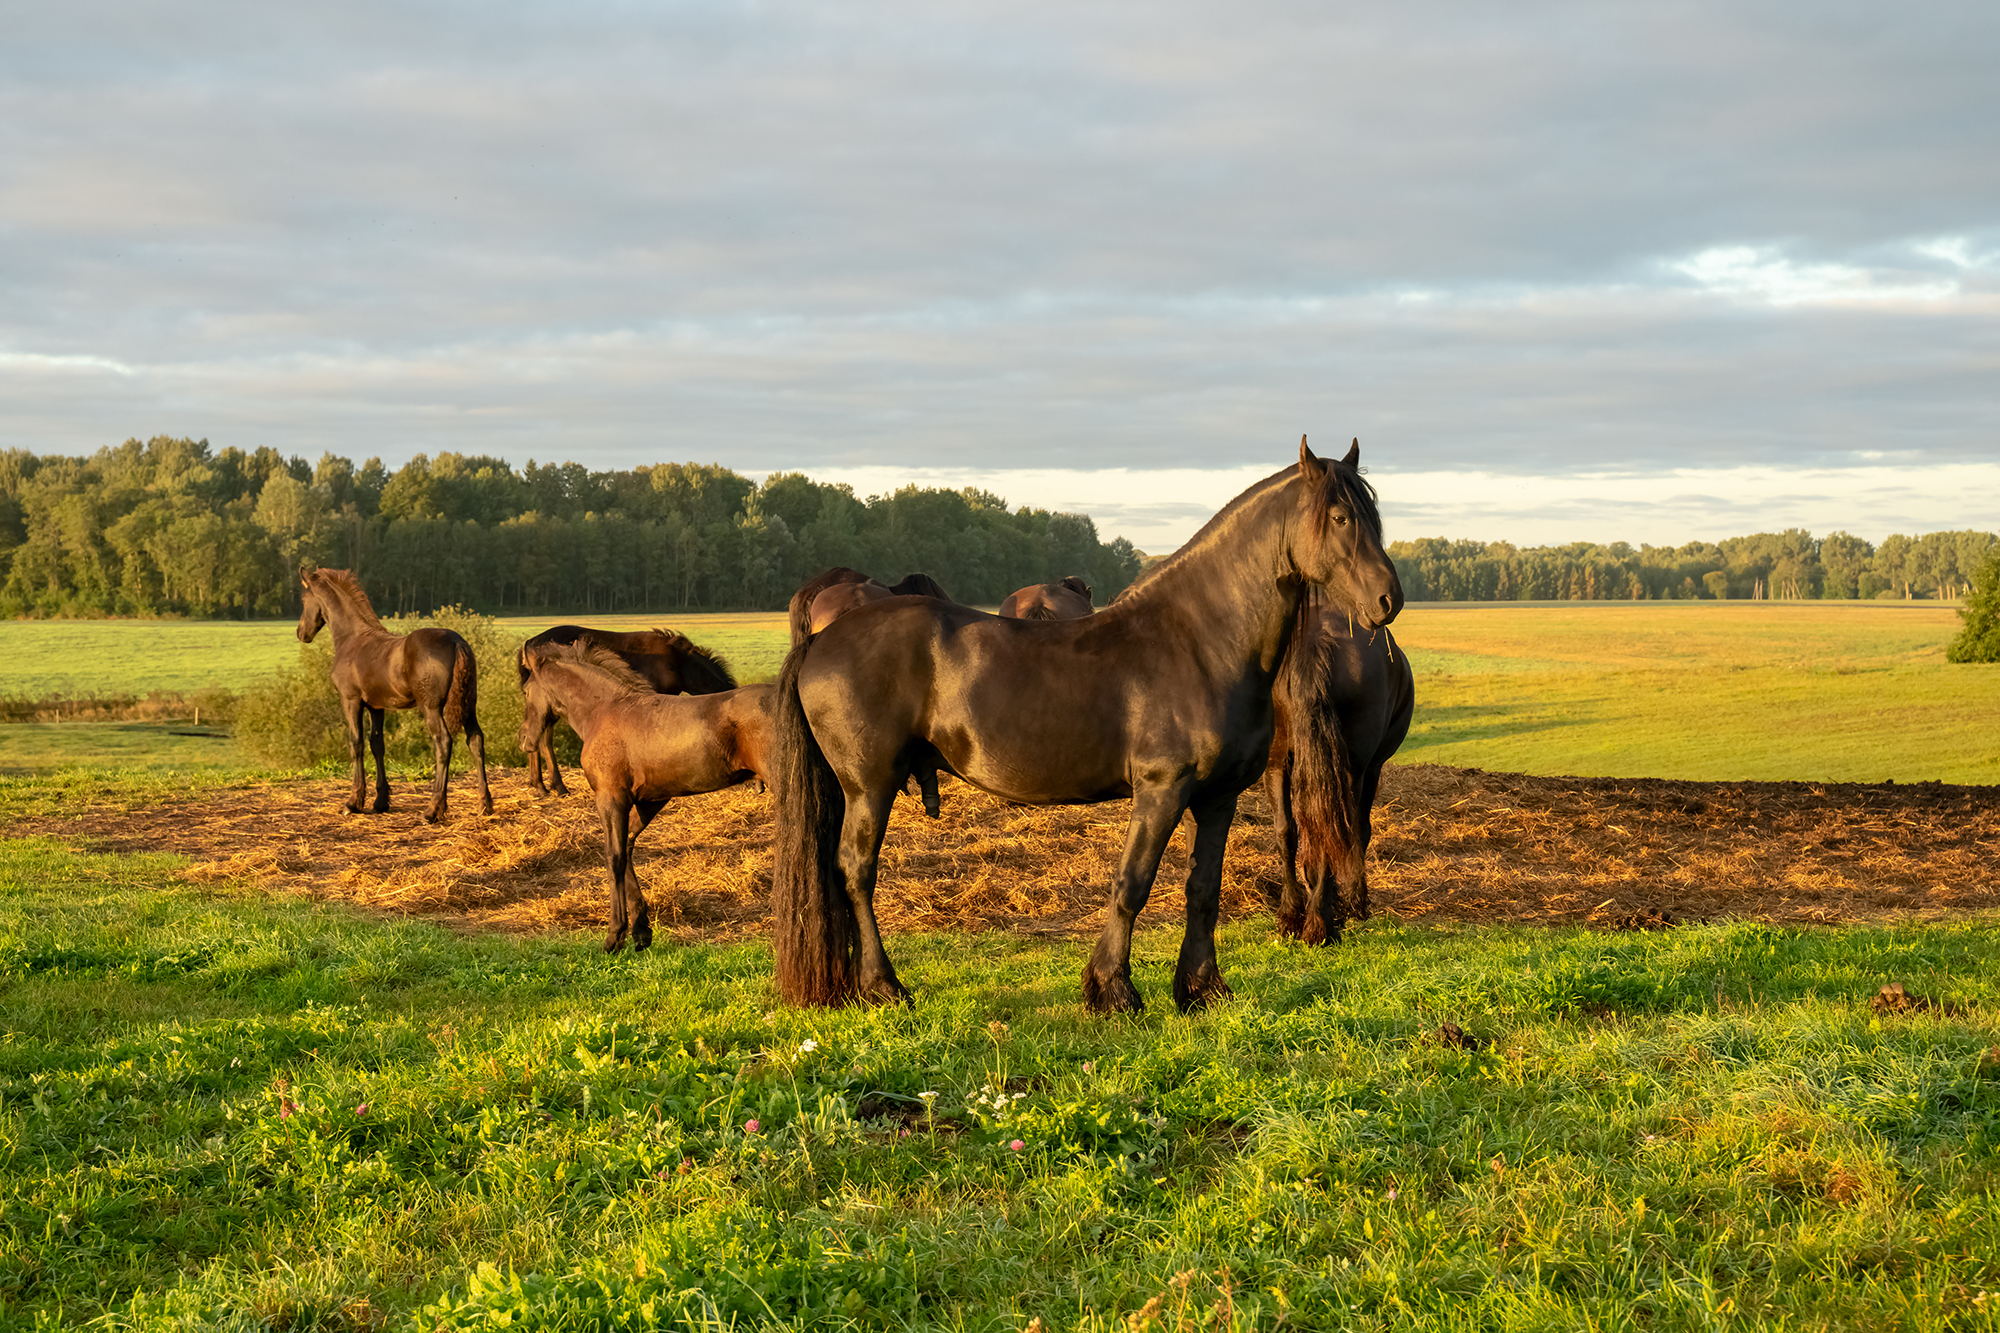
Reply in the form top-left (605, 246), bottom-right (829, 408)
top-left (2, 834), bottom-right (1997, 1330)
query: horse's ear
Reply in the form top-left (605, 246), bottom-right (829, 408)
top-left (1298, 435), bottom-right (1327, 482)
top-left (1341, 438), bottom-right (1360, 468)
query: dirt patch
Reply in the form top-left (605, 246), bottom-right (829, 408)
top-left (8, 764), bottom-right (1997, 942)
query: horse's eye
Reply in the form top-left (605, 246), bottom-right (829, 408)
top-left (1335, 513), bottom-right (1349, 527)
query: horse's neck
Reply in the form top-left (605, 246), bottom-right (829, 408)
top-left (319, 590), bottom-right (390, 649)
top-left (547, 669), bottom-right (619, 739)
top-left (1110, 476), bottom-right (1303, 676)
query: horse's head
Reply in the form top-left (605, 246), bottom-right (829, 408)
top-left (296, 572), bottom-right (327, 643)
top-left (1289, 437), bottom-right (1402, 630)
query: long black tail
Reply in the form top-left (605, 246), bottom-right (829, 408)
top-left (769, 640), bottom-right (858, 1005)
top-left (1283, 608), bottom-right (1360, 927)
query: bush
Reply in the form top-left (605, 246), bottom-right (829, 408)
top-left (235, 607), bottom-right (530, 771)
top-left (1947, 547), bottom-right (2000, 663)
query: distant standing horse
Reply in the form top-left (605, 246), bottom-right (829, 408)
top-left (515, 625), bottom-right (737, 797)
top-left (998, 576), bottom-right (1094, 620)
top-left (296, 568), bottom-right (492, 823)
top-left (519, 642), bottom-right (774, 952)
top-left (1263, 611), bottom-right (1414, 944)
top-left (772, 439), bottom-right (1401, 1013)
top-left (787, 567), bottom-right (955, 645)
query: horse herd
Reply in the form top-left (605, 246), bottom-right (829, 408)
top-left (296, 439), bottom-right (1413, 1015)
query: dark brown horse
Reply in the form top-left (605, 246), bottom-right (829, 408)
top-left (296, 567), bottom-right (492, 823)
top-left (518, 643), bottom-right (773, 952)
top-left (1263, 612), bottom-right (1414, 945)
top-left (998, 576), bottom-right (1094, 620)
top-left (515, 625), bottom-right (737, 797)
top-left (771, 438), bottom-right (1401, 1013)
top-left (786, 567), bottom-right (955, 645)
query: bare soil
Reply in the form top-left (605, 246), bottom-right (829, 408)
top-left (10, 765), bottom-right (1997, 943)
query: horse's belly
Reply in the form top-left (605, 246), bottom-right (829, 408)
top-left (934, 735), bottom-right (1131, 806)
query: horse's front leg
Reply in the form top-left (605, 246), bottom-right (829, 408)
top-left (423, 709), bottom-right (452, 823)
top-left (1082, 783), bottom-right (1189, 1015)
top-left (1174, 791), bottom-right (1239, 1013)
top-left (367, 707), bottom-right (391, 813)
top-left (838, 785), bottom-right (909, 1005)
top-left (543, 721), bottom-right (571, 799)
top-left (598, 795), bottom-right (633, 952)
top-left (623, 797), bottom-right (667, 951)
top-left (343, 697), bottom-right (369, 814)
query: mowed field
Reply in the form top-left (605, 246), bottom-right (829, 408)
top-left (0, 600), bottom-right (1992, 783)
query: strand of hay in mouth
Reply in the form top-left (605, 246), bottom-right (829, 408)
top-left (11, 763), bottom-right (1997, 940)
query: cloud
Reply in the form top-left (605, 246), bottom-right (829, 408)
top-left (1, 0), bottom-right (1996, 543)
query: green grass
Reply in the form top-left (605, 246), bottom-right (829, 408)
top-left (3, 812), bottom-right (1999, 1331)
top-left (3, 602), bottom-right (1996, 782)
top-left (0, 613), bottom-right (795, 701)
top-left (0, 724), bottom-right (247, 777)
top-left (1390, 602), bottom-right (2000, 784)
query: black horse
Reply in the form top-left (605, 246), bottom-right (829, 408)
top-left (787, 568), bottom-right (955, 646)
top-left (297, 567), bottom-right (492, 823)
top-left (1263, 611), bottom-right (1414, 944)
top-left (515, 625), bottom-right (737, 797)
top-left (771, 439), bottom-right (1401, 1013)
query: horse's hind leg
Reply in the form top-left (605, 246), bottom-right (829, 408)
top-left (464, 714), bottom-right (493, 816)
top-left (1173, 791), bottom-right (1238, 1013)
top-left (423, 709), bottom-right (452, 823)
top-left (1265, 757), bottom-right (1307, 938)
top-left (368, 708), bottom-right (391, 813)
top-left (1082, 783), bottom-right (1188, 1015)
top-left (837, 785), bottom-right (910, 1005)
top-left (623, 798), bottom-right (666, 951)
top-left (343, 698), bottom-right (369, 814)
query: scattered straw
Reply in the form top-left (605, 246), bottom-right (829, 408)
top-left (10, 763), bottom-right (1998, 943)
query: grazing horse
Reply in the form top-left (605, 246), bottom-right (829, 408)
top-left (998, 576), bottom-right (1094, 620)
top-left (1263, 612), bottom-right (1414, 945)
top-left (787, 567), bottom-right (955, 645)
top-left (296, 567), bottom-right (492, 823)
top-left (772, 438), bottom-right (1401, 1012)
top-left (518, 643), bottom-right (773, 952)
top-left (515, 625), bottom-right (737, 797)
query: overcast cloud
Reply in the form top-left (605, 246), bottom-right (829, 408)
top-left (3, 0), bottom-right (1995, 548)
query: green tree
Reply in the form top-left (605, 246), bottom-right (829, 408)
top-left (1947, 546), bottom-right (2000, 663)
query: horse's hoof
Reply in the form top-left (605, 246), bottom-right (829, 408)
top-left (423, 809), bottom-right (442, 825)
top-left (481, 799), bottom-right (494, 816)
top-left (343, 803), bottom-right (365, 815)
top-left (1081, 968), bottom-right (1144, 1016)
top-left (603, 935), bottom-right (626, 954)
top-left (859, 978), bottom-right (913, 1007)
top-left (632, 925), bottom-right (653, 951)
top-left (1174, 968), bottom-right (1234, 1014)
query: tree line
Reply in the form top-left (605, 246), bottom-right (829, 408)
top-left (1389, 529), bottom-right (1997, 603)
top-left (3, 436), bottom-right (1990, 618)
top-left (0, 438), bottom-right (1144, 618)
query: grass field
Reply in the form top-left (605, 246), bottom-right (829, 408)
top-left (0, 601), bottom-right (1992, 783)
top-left (2, 809), bottom-right (1997, 1330)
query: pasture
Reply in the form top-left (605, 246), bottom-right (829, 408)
top-left (0, 601), bottom-right (1991, 782)
top-left (1, 597), bottom-right (1996, 1327)
top-left (3, 812), bottom-right (1998, 1330)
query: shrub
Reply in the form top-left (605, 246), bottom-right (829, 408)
top-left (1947, 546), bottom-right (2000, 663)
top-left (235, 607), bottom-right (530, 771)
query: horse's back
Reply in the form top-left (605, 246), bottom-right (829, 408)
top-left (797, 598), bottom-right (1208, 803)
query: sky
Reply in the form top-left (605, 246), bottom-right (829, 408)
top-left (3, 0), bottom-right (1996, 553)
